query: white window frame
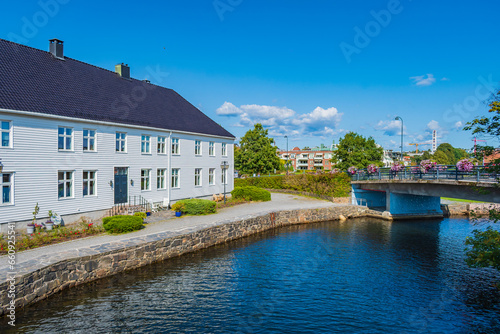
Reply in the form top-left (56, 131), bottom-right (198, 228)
top-left (195, 140), bottom-right (202, 155)
top-left (222, 143), bottom-right (227, 157)
top-left (209, 168), bottom-right (215, 185)
top-left (141, 169), bottom-right (151, 191)
top-left (172, 138), bottom-right (180, 155)
top-left (116, 132), bottom-right (127, 153)
top-left (58, 171), bottom-right (74, 199)
top-left (171, 168), bottom-right (180, 188)
top-left (83, 129), bottom-right (96, 152)
top-left (157, 168), bottom-right (167, 190)
top-left (58, 126), bottom-right (73, 151)
top-left (1, 121), bottom-right (12, 148)
top-left (141, 135), bottom-right (151, 154)
top-left (209, 141), bottom-right (215, 156)
top-left (158, 136), bottom-right (166, 154)
top-left (1, 173), bottom-right (13, 205)
top-left (195, 168), bottom-right (202, 187)
top-left (83, 170), bottom-right (97, 197)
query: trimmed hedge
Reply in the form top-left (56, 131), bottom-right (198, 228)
top-left (134, 212), bottom-right (147, 220)
top-left (234, 173), bottom-right (350, 198)
top-left (103, 215), bottom-right (143, 234)
top-left (231, 186), bottom-right (271, 202)
top-left (173, 199), bottom-right (216, 215)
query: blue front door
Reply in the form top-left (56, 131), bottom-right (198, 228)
top-left (114, 167), bottom-right (128, 204)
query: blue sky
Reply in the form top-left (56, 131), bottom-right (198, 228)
top-left (2, 0), bottom-right (500, 152)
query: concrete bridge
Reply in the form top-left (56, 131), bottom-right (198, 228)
top-left (350, 165), bottom-right (500, 218)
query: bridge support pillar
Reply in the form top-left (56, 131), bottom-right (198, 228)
top-left (351, 184), bottom-right (386, 209)
top-left (386, 191), bottom-right (442, 216)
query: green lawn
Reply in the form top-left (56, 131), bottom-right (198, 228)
top-left (441, 197), bottom-right (487, 203)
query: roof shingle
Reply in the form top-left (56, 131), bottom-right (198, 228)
top-left (0, 39), bottom-right (234, 138)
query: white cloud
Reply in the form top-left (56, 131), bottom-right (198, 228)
top-left (410, 73), bottom-right (436, 86)
top-left (454, 121), bottom-right (463, 130)
top-left (217, 102), bottom-right (342, 138)
top-left (375, 119), bottom-right (405, 136)
top-left (427, 120), bottom-right (440, 131)
top-left (216, 102), bottom-right (243, 116)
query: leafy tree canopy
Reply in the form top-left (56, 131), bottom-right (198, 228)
top-left (235, 124), bottom-right (281, 174)
top-left (332, 132), bottom-right (383, 170)
top-left (463, 87), bottom-right (500, 273)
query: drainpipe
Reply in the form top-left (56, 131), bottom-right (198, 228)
top-left (168, 131), bottom-right (172, 209)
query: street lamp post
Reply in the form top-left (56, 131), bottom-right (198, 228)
top-left (395, 116), bottom-right (403, 162)
top-left (220, 161), bottom-right (229, 204)
top-left (284, 135), bottom-right (289, 175)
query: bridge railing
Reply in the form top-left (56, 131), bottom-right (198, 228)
top-left (350, 165), bottom-right (499, 182)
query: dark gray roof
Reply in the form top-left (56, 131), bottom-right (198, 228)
top-left (0, 39), bottom-right (234, 138)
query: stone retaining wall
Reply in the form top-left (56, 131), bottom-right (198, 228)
top-left (0, 205), bottom-right (387, 316)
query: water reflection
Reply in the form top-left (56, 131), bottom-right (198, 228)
top-left (2, 218), bottom-right (500, 334)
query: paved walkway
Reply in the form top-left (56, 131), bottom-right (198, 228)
top-left (0, 193), bottom-right (344, 281)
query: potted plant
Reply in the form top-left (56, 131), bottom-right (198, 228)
top-left (27, 203), bottom-right (39, 234)
top-left (171, 202), bottom-right (185, 217)
top-left (45, 210), bottom-right (56, 231)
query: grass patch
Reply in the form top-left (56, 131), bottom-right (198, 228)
top-left (0, 219), bottom-right (104, 255)
top-left (441, 197), bottom-right (488, 203)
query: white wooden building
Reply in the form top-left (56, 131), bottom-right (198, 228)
top-left (0, 39), bottom-right (235, 230)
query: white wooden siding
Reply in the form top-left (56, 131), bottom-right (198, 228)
top-left (0, 111), bottom-right (234, 223)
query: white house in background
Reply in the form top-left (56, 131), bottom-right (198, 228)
top-left (0, 39), bottom-right (235, 231)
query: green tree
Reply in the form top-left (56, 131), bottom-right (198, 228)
top-left (463, 88), bottom-right (500, 273)
top-left (431, 150), bottom-right (451, 165)
top-left (332, 132), bottom-right (383, 170)
top-left (235, 124), bottom-right (281, 174)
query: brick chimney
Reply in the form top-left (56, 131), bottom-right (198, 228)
top-left (115, 63), bottom-right (130, 79)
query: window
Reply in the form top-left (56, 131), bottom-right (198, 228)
top-left (158, 136), bottom-right (166, 154)
top-left (172, 138), bottom-right (179, 154)
top-left (209, 168), bottom-right (215, 185)
top-left (58, 171), bottom-right (73, 198)
top-left (1, 173), bottom-right (12, 204)
top-left (141, 169), bottom-right (151, 190)
top-left (171, 168), bottom-right (180, 188)
top-left (1, 121), bottom-right (11, 147)
top-left (195, 140), bottom-right (202, 155)
top-left (157, 168), bottom-right (166, 189)
top-left (83, 129), bottom-right (96, 151)
top-left (195, 168), bottom-right (202, 186)
top-left (58, 127), bottom-right (73, 151)
top-left (209, 142), bottom-right (214, 156)
top-left (221, 168), bottom-right (227, 185)
top-left (116, 132), bottom-right (126, 152)
top-left (141, 135), bottom-right (151, 154)
top-left (222, 143), bottom-right (227, 156)
top-left (83, 171), bottom-right (96, 196)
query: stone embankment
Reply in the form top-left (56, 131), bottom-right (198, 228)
top-left (0, 205), bottom-right (387, 316)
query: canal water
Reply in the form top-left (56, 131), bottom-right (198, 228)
top-left (2, 218), bottom-right (500, 333)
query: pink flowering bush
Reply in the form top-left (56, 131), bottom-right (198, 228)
top-left (367, 164), bottom-right (378, 174)
top-left (420, 160), bottom-right (437, 173)
top-left (456, 159), bottom-right (474, 172)
top-left (347, 166), bottom-right (358, 175)
top-left (391, 162), bottom-right (404, 173)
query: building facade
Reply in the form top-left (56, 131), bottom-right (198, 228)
top-left (0, 39), bottom-right (234, 229)
top-left (280, 147), bottom-right (334, 171)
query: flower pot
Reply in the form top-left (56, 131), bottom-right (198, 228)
top-left (27, 225), bottom-right (35, 234)
top-left (45, 221), bottom-right (54, 231)
top-left (175, 211), bottom-right (182, 217)
top-left (146, 212), bottom-right (151, 217)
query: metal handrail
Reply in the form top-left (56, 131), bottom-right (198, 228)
top-left (350, 165), bottom-right (499, 182)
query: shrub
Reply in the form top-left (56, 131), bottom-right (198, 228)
top-left (103, 215), bottom-right (143, 234)
top-left (172, 199), bottom-right (216, 215)
top-left (134, 212), bottom-right (147, 220)
top-left (235, 174), bottom-right (350, 198)
top-left (231, 186), bottom-right (271, 202)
